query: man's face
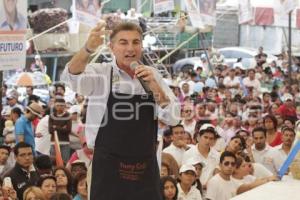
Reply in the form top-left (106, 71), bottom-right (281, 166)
top-left (110, 30), bottom-right (142, 68)
top-left (198, 132), bottom-right (215, 148)
top-left (282, 130), bottom-right (295, 147)
top-left (248, 70), bottom-right (255, 79)
top-left (4, 0), bottom-right (17, 15)
top-left (171, 127), bottom-right (185, 143)
top-left (56, 87), bottom-right (65, 95)
top-left (220, 156), bottom-right (236, 176)
top-left (7, 98), bottom-right (16, 106)
top-left (26, 87), bottom-right (33, 95)
top-left (55, 103), bottom-right (66, 113)
top-left (15, 147), bottom-right (33, 169)
top-left (253, 131), bottom-right (266, 150)
top-left (182, 104), bottom-right (194, 120)
top-left (0, 149), bottom-right (9, 164)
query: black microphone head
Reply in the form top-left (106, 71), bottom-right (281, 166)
top-left (130, 61), bottom-right (139, 71)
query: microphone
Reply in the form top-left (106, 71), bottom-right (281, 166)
top-left (130, 61), bottom-right (153, 95)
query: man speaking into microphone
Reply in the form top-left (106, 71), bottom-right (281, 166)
top-left (62, 21), bottom-right (180, 199)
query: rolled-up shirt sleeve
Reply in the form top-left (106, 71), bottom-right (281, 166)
top-left (153, 70), bottom-right (181, 126)
top-left (61, 63), bottom-right (109, 96)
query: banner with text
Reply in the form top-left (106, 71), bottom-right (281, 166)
top-left (0, 0), bottom-right (27, 71)
top-left (153, 0), bottom-right (175, 14)
top-left (197, 0), bottom-right (217, 26)
top-left (73, 0), bottom-right (102, 27)
top-left (238, 0), bottom-right (253, 24)
top-left (184, 0), bottom-right (204, 29)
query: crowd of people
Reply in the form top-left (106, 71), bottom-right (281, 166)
top-left (0, 18), bottom-right (300, 199)
top-left (159, 47), bottom-right (300, 200)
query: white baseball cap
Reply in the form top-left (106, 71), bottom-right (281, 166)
top-left (282, 93), bottom-right (293, 102)
top-left (179, 164), bottom-right (197, 174)
top-left (184, 157), bottom-right (206, 167)
top-left (199, 123), bottom-right (215, 131)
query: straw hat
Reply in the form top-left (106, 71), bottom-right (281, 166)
top-left (27, 102), bottom-right (43, 118)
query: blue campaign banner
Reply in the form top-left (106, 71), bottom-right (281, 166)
top-left (278, 140), bottom-right (300, 178)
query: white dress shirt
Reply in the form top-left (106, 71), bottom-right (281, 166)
top-left (61, 60), bottom-right (180, 148)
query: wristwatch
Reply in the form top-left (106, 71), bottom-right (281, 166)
top-left (84, 43), bottom-right (95, 54)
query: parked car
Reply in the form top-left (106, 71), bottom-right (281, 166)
top-left (219, 47), bottom-right (278, 69)
top-left (172, 57), bottom-right (204, 73)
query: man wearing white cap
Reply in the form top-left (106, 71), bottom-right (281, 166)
top-left (177, 164), bottom-right (203, 200)
top-left (182, 124), bottom-right (220, 186)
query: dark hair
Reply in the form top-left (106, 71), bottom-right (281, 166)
top-left (50, 193), bottom-right (72, 200)
top-left (236, 129), bottom-right (250, 137)
top-left (35, 155), bottom-right (52, 170)
top-left (220, 151), bottom-right (236, 164)
top-left (252, 127), bottom-right (267, 137)
top-left (263, 114), bottom-right (278, 129)
top-left (163, 128), bottom-right (172, 137)
top-left (14, 142), bottom-right (32, 156)
top-left (110, 22), bottom-right (143, 41)
top-left (230, 135), bottom-right (246, 150)
top-left (37, 174), bottom-right (56, 187)
top-left (53, 167), bottom-right (73, 195)
top-left (11, 107), bottom-right (23, 117)
top-left (73, 172), bottom-right (87, 194)
top-left (281, 126), bottom-right (296, 136)
top-left (0, 145), bottom-right (11, 153)
top-left (160, 176), bottom-right (178, 200)
top-left (170, 124), bottom-right (184, 134)
top-left (283, 116), bottom-right (297, 126)
top-left (54, 83), bottom-right (66, 92)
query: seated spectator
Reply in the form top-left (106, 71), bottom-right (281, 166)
top-left (177, 164), bottom-right (202, 200)
top-left (70, 160), bottom-right (87, 178)
top-left (38, 175), bottom-right (57, 200)
top-left (0, 145), bottom-right (13, 179)
top-left (4, 142), bottom-right (39, 200)
top-left (73, 172), bottom-right (88, 200)
top-left (23, 186), bottom-right (46, 200)
top-left (160, 176), bottom-right (178, 200)
top-left (50, 192), bottom-right (72, 200)
top-left (53, 167), bottom-right (73, 196)
top-left (206, 151), bottom-right (238, 200)
top-left (35, 155), bottom-right (53, 176)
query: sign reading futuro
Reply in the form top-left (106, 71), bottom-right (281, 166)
top-left (0, 0), bottom-right (27, 71)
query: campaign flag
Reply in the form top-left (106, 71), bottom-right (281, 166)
top-left (238, 0), bottom-right (253, 24)
top-left (197, 0), bottom-right (217, 26)
top-left (184, 0), bottom-right (204, 29)
top-left (73, 0), bottom-right (102, 27)
top-left (0, 0), bottom-right (27, 71)
top-left (54, 131), bottom-right (64, 167)
top-left (153, 0), bottom-right (175, 14)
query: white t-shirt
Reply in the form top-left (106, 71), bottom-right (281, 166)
top-left (182, 145), bottom-right (220, 184)
top-left (231, 175), bottom-right (256, 186)
top-left (252, 145), bottom-right (275, 174)
top-left (181, 120), bottom-right (197, 138)
top-left (206, 174), bottom-right (239, 200)
top-left (252, 162), bottom-right (273, 179)
top-left (177, 183), bottom-right (203, 200)
top-left (268, 145), bottom-right (288, 173)
top-left (242, 77), bottom-right (261, 94)
top-left (163, 143), bottom-right (187, 166)
top-left (35, 115), bottom-right (51, 155)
